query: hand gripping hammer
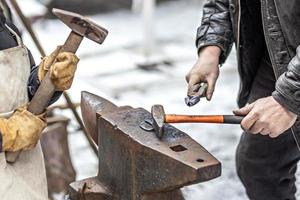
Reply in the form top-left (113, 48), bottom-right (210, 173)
top-left (6, 9), bottom-right (108, 162)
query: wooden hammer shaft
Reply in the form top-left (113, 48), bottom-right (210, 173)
top-left (28, 32), bottom-right (82, 115)
top-left (6, 32), bottom-right (83, 163)
top-left (165, 115), bottom-right (244, 124)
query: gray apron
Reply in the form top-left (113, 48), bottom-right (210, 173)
top-left (0, 25), bottom-right (47, 200)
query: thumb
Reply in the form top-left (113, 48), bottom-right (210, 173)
top-left (41, 46), bottom-right (62, 71)
top-left (206, 77), bottom-right (217, 101)
top-left (233, 103), bottom-right (254, 116)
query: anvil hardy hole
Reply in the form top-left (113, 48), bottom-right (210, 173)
top-left (170, 145), bottom-right (188, 152)
top-left (197, 158), bottom-right (204, 163)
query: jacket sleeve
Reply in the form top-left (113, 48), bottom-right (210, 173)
top-left (196, 0), bottom-right (234, 64)
top-left (272, 46), bottom-right (300, 115)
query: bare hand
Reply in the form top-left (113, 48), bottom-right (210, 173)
top-left (186, 46), bottom-right (221, 100)
top-left (233, 96), bottom-right (297, 138)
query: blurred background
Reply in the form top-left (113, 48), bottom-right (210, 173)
top-left (6, 0), bottom-right (299, 199)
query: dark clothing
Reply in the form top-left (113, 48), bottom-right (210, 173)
top-left (237, 130), bottom-right (299, 200)
top-left (0, 8), bottom-right (61, 104)
top-left (247, 54), bottom-right (275, 101)
top-left (196, 0), bottom-right (300, 116)
top-left (196, 0), bottom-right (300, 199)
top-left (236, 55), bottom-right (300, 200)
top-left (238, 0), bottom-right (267, 105)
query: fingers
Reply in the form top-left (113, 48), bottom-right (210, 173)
top-left (185, 55), bottom-right (220, 102)
top-left (186, 73), bottom-right (218, 101)
top-left (50, 52), bottom-right (78, 79)
top-left (39, 47), bottom-right (72, 81)
top-left (49, 52), bottom-right (79, 91)
top-left (206, 76), bottom-right (217, 100)
top-left (260, 128), bottom-right (271, 136)
top-left (234, 97), bottom-right (296, 138)
top-left (233, 103), bottom-right (254, 116)
top-left (269, 132), bottom-right (280, 138)
top-left (241, 112), bottom-right (281, 138)
top-left (50, 61), bottom-right (76, 79)
top-left (186, 73), bottom-right (202, 91)
top-left (53, 77), bottom-right (74, 91)
top-left (239, 111), bottom-right (280, 138)
top-left (237, 104), bottom-right (258, 132)
top-left (248, 121), bottom-right (264, 134)
top-left (43, 46), bottom-right (63, 70)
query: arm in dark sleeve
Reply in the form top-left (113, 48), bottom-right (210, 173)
top-left (27, 51), bottom-right (62, 105)
top-left (196, 0), bottom-right (234, 64)
top-left (272, 46), bottom-right (300, 115)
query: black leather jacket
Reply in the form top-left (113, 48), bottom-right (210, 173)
top-left (196, 0), bottom-right (300, 116)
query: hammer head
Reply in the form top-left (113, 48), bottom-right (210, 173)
top-left (151, 105), bottom-right (165, 139)
top-left (53, 8), bottom-right (108, 44)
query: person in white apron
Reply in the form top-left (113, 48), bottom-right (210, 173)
top-left (0, 6), bottom-right (79, 200)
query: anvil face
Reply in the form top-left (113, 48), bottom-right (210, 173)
top-left (77, 91), bottom-right (221, 200)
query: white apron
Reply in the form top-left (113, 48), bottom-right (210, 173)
top-left (0, 25), bottom-right (48, 200)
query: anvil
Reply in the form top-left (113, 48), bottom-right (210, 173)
top-left (69, 91), bottom-right (221, 200)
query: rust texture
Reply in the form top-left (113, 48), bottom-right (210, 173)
top-left (41, 116), bottom-right (76, 199)
top-left (81, 91), bottom-right (118, 144)
top-left (71, 91), bottom-right (221, 200)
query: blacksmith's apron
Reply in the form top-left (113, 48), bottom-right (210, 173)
top-left (0, 25), bottom-right (47, 200)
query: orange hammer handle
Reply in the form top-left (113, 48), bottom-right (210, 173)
top-left (165, 115), bottom-right (243, 124)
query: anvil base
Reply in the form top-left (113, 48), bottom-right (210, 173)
top-left (69, 177), bottom-right (184, 200)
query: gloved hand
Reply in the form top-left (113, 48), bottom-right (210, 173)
top-left (0, 105), bottom-right (47, 152)
top-left (38, 46), bottom-right (79, 91)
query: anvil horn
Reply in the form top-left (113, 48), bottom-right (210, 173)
top-left (81, 91), bottom-right (118, 144)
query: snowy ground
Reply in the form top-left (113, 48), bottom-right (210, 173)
top-left (14, 0), bottom-right (300, 199)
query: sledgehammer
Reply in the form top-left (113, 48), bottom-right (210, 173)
top-left (6, 8), bottom-right (108, 163)
top-left (151, 105), bottom-right (244, 139)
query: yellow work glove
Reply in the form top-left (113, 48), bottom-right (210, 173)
top-left (0, 105), bottom-right (47, 152)
top-left (38, 46), bottom-right (79, 91)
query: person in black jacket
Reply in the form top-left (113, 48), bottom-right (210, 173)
top-left (186, 0), bottom-right (300, 199)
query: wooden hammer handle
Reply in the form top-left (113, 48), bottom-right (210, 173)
top-left (6, 32), bottom-right (83, 163)
top-left (165, 115), bottom-right (244, 124)
top-left (28, 32), bottom-right (82, 115)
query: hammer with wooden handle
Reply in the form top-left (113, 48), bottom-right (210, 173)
top-left (6, 8), bottom-right (108, 163)
top-left (151, 105), bottom-right (244, 139)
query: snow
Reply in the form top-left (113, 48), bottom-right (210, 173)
top-left (15, 0), bottom-right (300, 199)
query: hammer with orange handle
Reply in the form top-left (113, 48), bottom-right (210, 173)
top-left (151, 104), bottom-right (244, 139)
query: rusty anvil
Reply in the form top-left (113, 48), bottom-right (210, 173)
top-left (68, 92), bottom-right (221, 200)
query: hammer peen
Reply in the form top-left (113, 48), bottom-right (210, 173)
top-left (151, 105), bottom-right (244, 139)
top-left (6, 8), bottom-right (108, 163)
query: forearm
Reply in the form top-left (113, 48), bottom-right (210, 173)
top-left (272, 46), bottom-right (300, 116)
